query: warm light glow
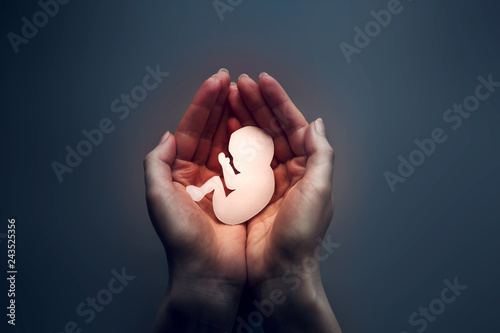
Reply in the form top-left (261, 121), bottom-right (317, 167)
top-left (186, 126), bottom-right (275, 225)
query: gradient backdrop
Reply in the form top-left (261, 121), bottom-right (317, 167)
top-left (2, 0), bottom-right (499, 332)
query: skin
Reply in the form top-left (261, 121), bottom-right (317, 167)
top-left (144, 69), bottom-right (341, 332)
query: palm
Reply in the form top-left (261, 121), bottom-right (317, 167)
top-left (244, 155), bottom-right (307, 283)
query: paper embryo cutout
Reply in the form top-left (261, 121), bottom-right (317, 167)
top-left (186, 126), bottom-right (275, 225)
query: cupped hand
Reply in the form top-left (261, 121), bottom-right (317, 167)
top-left (228, 73), bottom-right (340, 332)
top-left (144, 70), bottom-right (247, 331)
top-left (228, 74), bottom-right (335, 287)
top-left (145, 70), bottom-right (340, 332)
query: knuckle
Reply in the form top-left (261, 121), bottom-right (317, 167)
top-left (324, 147), bottom-right (335, 162)
top-left (143, 152), bottom-right (154, 167)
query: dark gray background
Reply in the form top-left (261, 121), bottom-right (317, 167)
top-left (2, 0), bottom-right (499, 332)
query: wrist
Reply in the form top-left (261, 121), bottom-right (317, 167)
top-left (253, 271), bottom-right (324, 310)
top-left (170, 274), bottom-right (244, 309)
top-left (153, 276), bottom-right (243, 333)
top-left (248, 270), bottom-right (341, 332)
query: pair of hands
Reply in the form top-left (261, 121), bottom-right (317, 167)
top-left (144, 69), bottom-right (340, 332)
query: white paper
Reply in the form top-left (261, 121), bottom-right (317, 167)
top-left (186, 126), bottom-right (275, 225)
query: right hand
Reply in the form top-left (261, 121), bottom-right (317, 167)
top-left (228, 73), bottom-right (341, 332)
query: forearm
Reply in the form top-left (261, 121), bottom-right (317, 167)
top-left (251, 274), bottom-right (341, 333)
top-left (153, 277), bottom-right (242, 333)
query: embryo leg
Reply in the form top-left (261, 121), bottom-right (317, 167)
top-left (186, 176), bottom-right (225, 202)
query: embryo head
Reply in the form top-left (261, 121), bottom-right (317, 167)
top-left (228, 126), bottom-right (274, 172)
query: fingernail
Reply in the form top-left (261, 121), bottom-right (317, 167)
top-left (238, 73), bottom-right (249, 81)
top-left (219, 68), bottom-right (229, 74)
top-left (159, 131), bottom-right (171, 144)
top-left (211, 73), bottom-right (221, 80)
top-left (315, 118), bottom-right (326, 137)
top-left (259, 72), bottom-right (268, 78)
top-left (230, 82), bottom-right (238, 90)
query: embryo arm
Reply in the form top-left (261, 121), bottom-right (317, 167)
top-left (218, 152), bottom-right (237, 190)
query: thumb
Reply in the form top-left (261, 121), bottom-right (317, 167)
top-left (303, 118), bottom-right (335, 195)
top-left (144, 131), bottom-right (177, 199)
top-left (144, 131), bottom-right (201, 247)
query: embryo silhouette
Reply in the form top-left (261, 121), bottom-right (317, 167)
top-left (186, 126), bottom-right (275, 225)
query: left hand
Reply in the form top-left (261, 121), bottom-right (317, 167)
top-left (144, 69), bottom-right (247, 332)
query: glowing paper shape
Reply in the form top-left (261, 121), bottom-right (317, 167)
top-left (186, 126), bottom-right (275, 225)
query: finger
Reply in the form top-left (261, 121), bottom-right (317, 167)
top-left (302, 119), bottom-right (334, 195)
top-left (192, 69), bottom-right (231, 165)
top-left (207, 103), bottom-right (231, 172)
top-left (227, 116), bottom-right (242, 136)
top-left (228, 82), bottom-right (257, 127)
top-left (237, 74), bottom-right (294, 162)
top-left (144, 132), bottom-right (177, 200)
top-left (174, 75), bottom-right (222, 161)
top-left (144, 133), bottom-right (208, 245)
top-left (258, 73), bottom-right (309, 157)
top-left (228, 82), bottom-right (282, 167)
